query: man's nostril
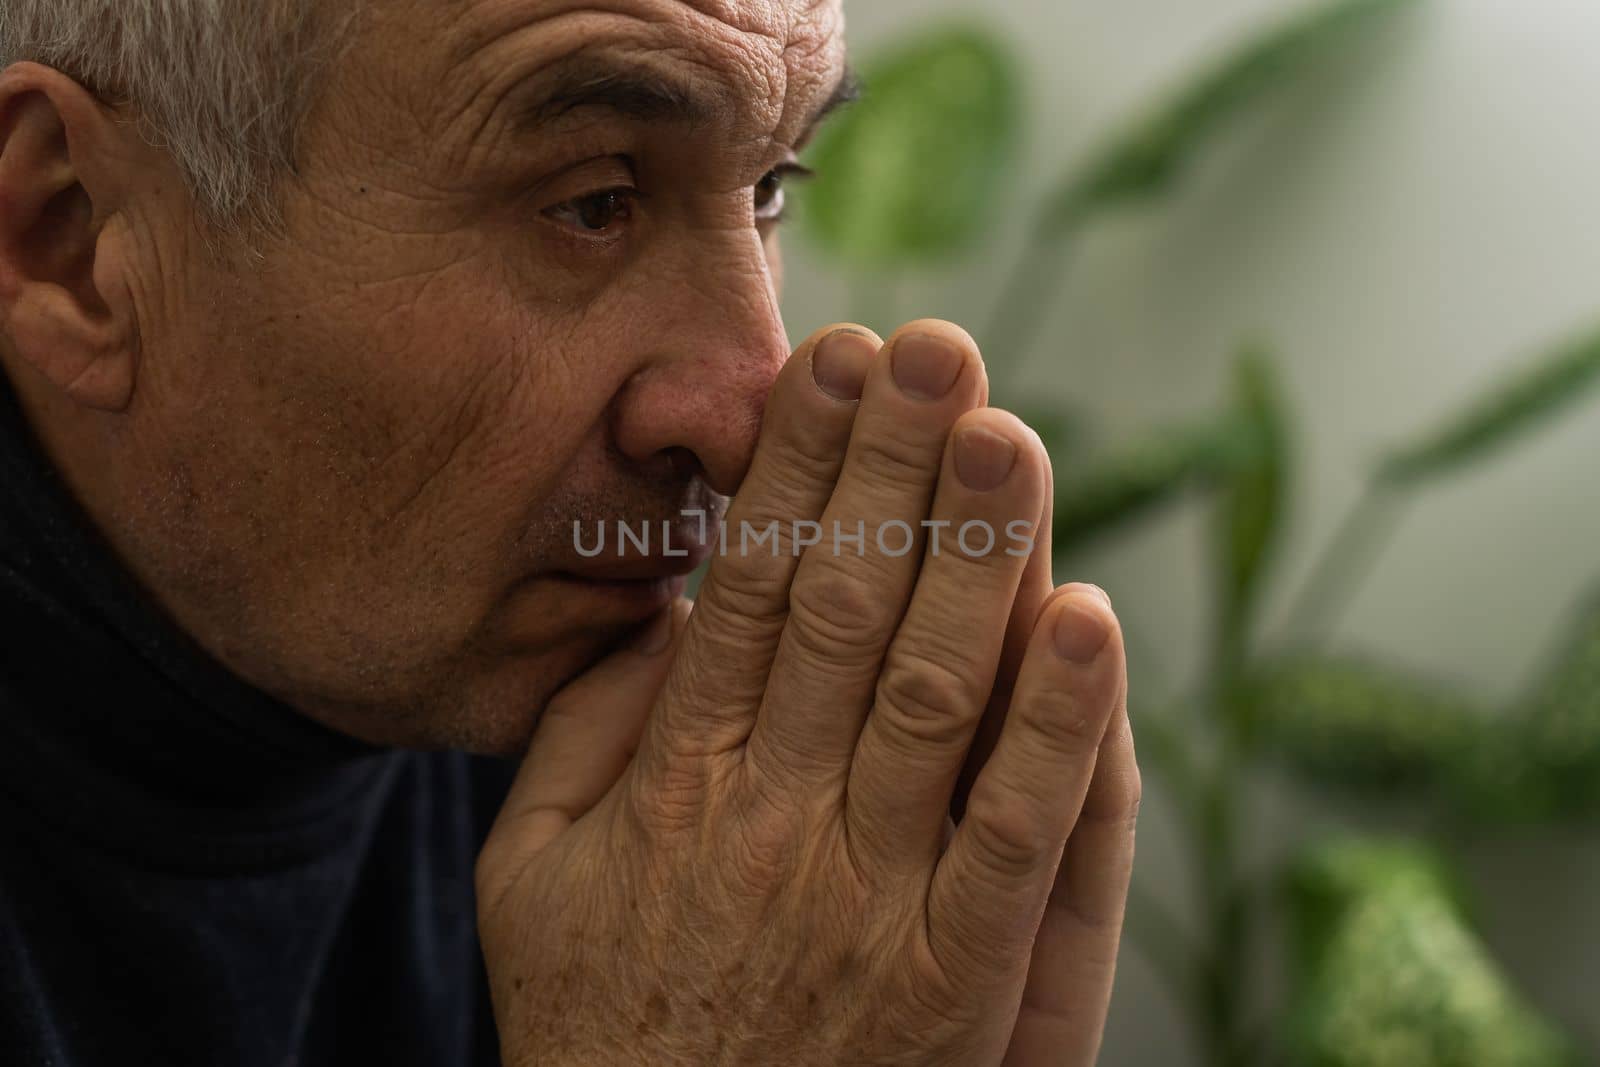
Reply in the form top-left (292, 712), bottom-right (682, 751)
top-left (663, 446), bottom-right (702, 483)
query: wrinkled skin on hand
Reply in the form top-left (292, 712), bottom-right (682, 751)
top-left (478, 322), bottom-right (1139, 1066)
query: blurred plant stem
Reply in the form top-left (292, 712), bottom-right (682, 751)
top-left (1281, 482), bottom-right (1409, 647)
top-left (1125, 880), bottom-right (1202, 1011)
top-left (1199, 576), bottom-right (1255, 1063)
top-left (979, 217), bottom-right (1083, 383)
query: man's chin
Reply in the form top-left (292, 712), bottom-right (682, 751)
top-left (275, 575), bottom-right (685, 757)
top-left (412, 618), bottom-right (661, 759)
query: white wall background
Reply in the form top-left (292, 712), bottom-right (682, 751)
top-left (781, 0), bottom-right (1600, 1061)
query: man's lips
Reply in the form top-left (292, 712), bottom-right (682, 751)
top-left (548, 567), bottom-right (691, 621)
top-left (559, 546), bottom-right (708, 584)
top-left (547, 510), bottom-right (718, 611)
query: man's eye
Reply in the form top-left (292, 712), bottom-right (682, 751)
top-left (546, 189), bottom-right (635, 235)
top-left (755, 163), bottom-right (816, 223)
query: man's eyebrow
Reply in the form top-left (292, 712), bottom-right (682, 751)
top-left (512, 56), bottom-right (861, 140)
top-left (515, 56), bottom-right (729, 130)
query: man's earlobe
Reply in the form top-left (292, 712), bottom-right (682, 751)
top-left (0, 63), bottom-right (139, 412)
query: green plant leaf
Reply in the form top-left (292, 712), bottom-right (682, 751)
top-left (1045, 0), bottom-right (1411, 233)
top-left (1287, 837), bottom-right (1575, 1067)
top-left (1214, 346), bottom-right (1291, 653)
top-left (1250, 655), bottom-right (1484, 795)
top-left (1286, 837), bottom-right (1468, 983)
top-left (796, 26), bottom-right (1020, 267)
top-left (1052, 415), bottom-right (1256, 555)
top-left (1379, 325), bottom-right (1600, 486)
top-left (1465, 583), bottom-right (1600, 821)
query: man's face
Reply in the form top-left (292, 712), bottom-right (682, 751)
top-left (103, 0), bottom-right (848, 752)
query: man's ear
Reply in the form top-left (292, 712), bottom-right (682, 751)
top-left (0, 62), bottom-right (141, 412)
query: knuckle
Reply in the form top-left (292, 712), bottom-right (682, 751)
top-left (728, 821), bottom-right (796, 898)
top-left (938, 527), bottom-right (1015, 570)
top-left (785, 566), bottom-right (893, 666)
top-left (702, 551), bottom-right (793, 621)
top-left (849, 424), bottom-right (941, 488)
top-left (892, 602), bottom-right (984, 667)
top-left (792, 560), bottom-right (882, 623)
top-left (963, 791), bottom-right (1052, 880)
top-left (726, 798), bottom-right (801, 896)
top-left (1016, 690), bottom-right (1107, 759)
top-left (1083, 722), bottom-right (1144, 826)
top-left (1119, 750), bottom-right (1144, 818)
top-left (767, 418), bottom-right (853, 482)
top-left (1102, 765), bottom-right (1145, 828)
top-left (873, 650), bottom-right (981, 750)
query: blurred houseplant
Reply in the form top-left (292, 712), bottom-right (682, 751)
top-left (792, 1), bottom-right (1600, 1064)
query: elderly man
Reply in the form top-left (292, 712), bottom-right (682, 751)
top-left (0, 0), bottom-right (1139, 1064)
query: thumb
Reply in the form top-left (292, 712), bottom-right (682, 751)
top-left (489, 597), bottom-right (692, 860)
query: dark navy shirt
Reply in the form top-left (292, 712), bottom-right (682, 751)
top-left (0, 370), bottom-right (514, 1067)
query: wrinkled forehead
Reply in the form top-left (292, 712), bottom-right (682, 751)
top-left (421, 0), bottom-right (846, 147)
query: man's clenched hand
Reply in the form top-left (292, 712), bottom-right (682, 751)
top-left (476, 321), bottom-right (1139, 1066)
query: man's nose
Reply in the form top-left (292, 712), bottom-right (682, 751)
top-left (609, 235), bottom-right (791, 497)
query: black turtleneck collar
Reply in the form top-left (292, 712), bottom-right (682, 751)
top-left (0, 366), bottom-right (397, 868)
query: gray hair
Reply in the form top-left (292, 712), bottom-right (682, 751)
top-left (0, 1), bottom-right (353, 232)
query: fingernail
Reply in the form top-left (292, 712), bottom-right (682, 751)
top-left (811, 329), bottom-right (875, 402)
top-left (953, 425), bottom-right (1017, 491)
top-left (891, 333), bottom-right (963, 401)
top-left (1053, 596), bottom-right (1110, 664)
top-left (633, 609), bottom-right (675, 655)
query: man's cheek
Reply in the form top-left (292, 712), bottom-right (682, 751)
top-left (332, 286), bottom-right (540, 503)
